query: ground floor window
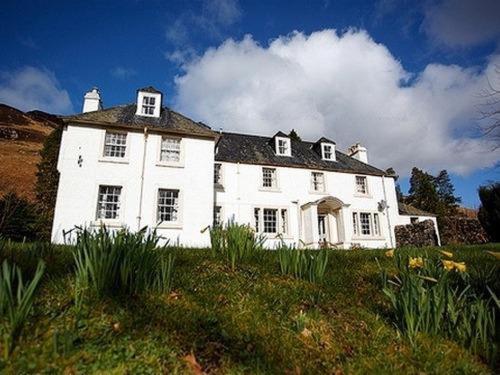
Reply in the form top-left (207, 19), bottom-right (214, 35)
top-left (254, 207), bottom-right (288, 235)
top-left (352, 211), bottom-right (381, 237)
top-left (157, 189), bottom-right (179, 223)
top-left (96, 185), bottom-right (122, 220)
top-left (213, 205), bottom-right (222, 227)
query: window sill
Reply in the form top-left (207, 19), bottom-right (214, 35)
top-left (155, 222), bottom-right (183, 230)
top-left (354, 193), bottom-right (372, 198)
top-left (259, 188), bottom-right (281, 193)
top-left (156, 162), bottom-right (184, 168)
top-left (90, 220), bottom-right (123, 228)
top-left (99, 157), bottom-right (129, 165)
top-left (351, 236), bottom-right (385, 241)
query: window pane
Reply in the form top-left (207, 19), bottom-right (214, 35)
top-left (160, 137), bottom-right (181, 162)
top-left (214, 163), bottom-right (222, 184)
top-left (263, 209), bottom-right (277, 233)
top-left (96, 185), bottom-right (122, 219)
top-left (373, 214), bottom-right (380, 236)
top-left (356, 176), bottom-right (367, 194)
top-left (157, 189), bottom-right (179, 222)
top-left (280, 209), bottom-right (288, 234)
top-left (312, 172), bottom-right (324, 191)
top-left (360, 212), bottom-right (371, 235)
top-left (352, 213), bottom-right (358, 235)
top-left (262, 168), bottom-right (276, 188)
top-left (254, 208), bottom-right (260, 232)
top-left (213, 206), bottom-right (222, 226)
top-left (104, 132), bottom-right (127, 158)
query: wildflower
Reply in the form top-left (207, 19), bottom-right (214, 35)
top-left (408, 257), bottom-right (424, 269)
top-left (385, 249), bottom-right (394, 258)
top-left (439, 250), bottom-right (453, 258)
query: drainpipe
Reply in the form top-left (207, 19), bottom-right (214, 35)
top-left (381, 176), bottom-right (394, 248)
top-left (137, 126), bottom-right (149, 230)
top-left (292, 200), bottom-right (301, 247)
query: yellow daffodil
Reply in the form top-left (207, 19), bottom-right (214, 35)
top-left (454, 262), bottom-right (466, 273)
top-left (442, 260), bottom-right (455, 271)
top-left (486, 251), bottom-right (500, 260)
top-left (385, 249), bottom-right (394, 258)
top-left (439, 250), bottom-right (453, 258)
top-left (409, 257), bottom-right (424, 269)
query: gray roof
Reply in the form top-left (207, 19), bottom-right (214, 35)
top-left (398, 202), bottom-right (436, 217)
top-left (64, 104), bottom-right (215, 138)
top-left (215, 132), bottom-right (388, 176)
top-left (138, 86), bottom-right (162, 94)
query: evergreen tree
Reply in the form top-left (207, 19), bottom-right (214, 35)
top-left (34, 125), bottom-right (63, 240)
top-left (289, 129), bottom-right (301, 141)
top-left (435, 170), bottom-right (461, 215)
top-left (407, 167), bottom-right (441, 214)
top-left (478, 183), bottom-right (500, 242)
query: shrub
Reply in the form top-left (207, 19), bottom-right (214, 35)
top-left (73, 227), bottom-right (175, 299)
top-left (0, 192), bottom-right (39, 242)
top-left (209, 221), bottom-right (265, 270)
top-left (0, 259), bottom-right (45, 357)
top-left (379, 253), bottom-right (497, 361)
top-left (277, 243), bottom-right (329, 283)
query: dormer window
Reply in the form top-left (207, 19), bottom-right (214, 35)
top-left (321, 143), bottom-right (335, 161)
top-left (275, 137), bottom-right (291, 156)
top-left (135, 86), bottom-right (162, 118)
top-left (142, 96), bottom-right (156, 115)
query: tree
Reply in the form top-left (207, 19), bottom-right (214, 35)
top-left (289, 129), bottom-right (301, 141)
top-left (34, 125), bottom-right (63, 240)
top-left (0, 192), bottom-right (39, 241)
top-left (477, 64), bottom-right (500, 148)
top-left (478, 182), bottom-right (500, 242)
top-left (406, 167), bottom-right (461, 216)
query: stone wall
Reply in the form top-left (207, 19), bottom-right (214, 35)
top-left (438, 217), bottom-right (489, 245)
top-left (395, 219), bottom-right (438, 248)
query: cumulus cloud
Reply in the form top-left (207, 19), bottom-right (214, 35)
top-left (174, 29), bottom-right (500, 175)
top-left (422, 0), bottom-right (500, 48)
top-left (0, 66), bottom-right (72, 114)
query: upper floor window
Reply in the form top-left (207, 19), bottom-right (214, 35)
top-left (321, 143), bottom-right (334, 160)
top-left (311, 172), bottom-right (325, 192)
top-left (276, 137), bottom-right (291, 156)
top-left (96, 185), bottom-right (122, 220)
top-left (103, 131), bottom-right (127, 158)
top-left (142, 96), bottom-right (156, 115)
top-left (355, 176), bottom-right (368, 195)
top-left (157, 189), bottom-right (179, 223)
top-left (214, 163), bottom-right (223, 186)
top-left (160, 137), bottom-right (181, 163)
top-left (262, 167), bottom-right (277, 189)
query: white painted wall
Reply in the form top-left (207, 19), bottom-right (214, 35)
top-left (215, 162), bottom-right (403, 249)
top-left (51, 124), bottom-right (214, 247)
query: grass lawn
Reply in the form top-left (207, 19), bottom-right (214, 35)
top-left (0, 241), bottom-right (498, 374)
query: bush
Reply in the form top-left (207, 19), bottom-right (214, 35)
top-left (379, 252), bottom-right (497, 362)
top-left (209, 221), bottom-right (265, 270)
top-left (277, 243), bottom-right (329, 283)
top-left (73, 227), bottom-right (175, 299)
top-left (0, 192), bottom-right (39, 242)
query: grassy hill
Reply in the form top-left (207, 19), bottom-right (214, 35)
top-left (0, 104), bottom-right (61, 200)
top-left (0, 239), bottom-right (498, 373)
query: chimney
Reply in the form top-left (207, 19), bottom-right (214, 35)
top-left (348, 143), bottom-right (368, 163)
top-left (82, 87), bottom-right (103, 113)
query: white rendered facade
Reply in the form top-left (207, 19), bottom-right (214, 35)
top-left (52, 87), bottom-right (440, 249)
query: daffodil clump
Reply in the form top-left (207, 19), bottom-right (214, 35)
top-left (442, 259), bottom-right (466, 273)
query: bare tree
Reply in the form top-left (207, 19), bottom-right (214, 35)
top-left (477, 64), bottom-right (500, 149)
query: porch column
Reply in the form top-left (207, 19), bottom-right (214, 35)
top-left (339, 205), bottom-right (352, 250)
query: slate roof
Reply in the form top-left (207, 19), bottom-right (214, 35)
top-left (215, 132), bottom-right (388, 176)
top-left (64, 104), bottom-right (215, 138)
top-left (138, 86), bottom-right (162, 94)
top-left (398, 202), bottom-right (436, 217)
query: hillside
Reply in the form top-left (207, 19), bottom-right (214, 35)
top-left (0, 104), bottom-right (62, 200)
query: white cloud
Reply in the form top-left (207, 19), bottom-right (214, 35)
top-left (422, 0), bottom-right (500, 48)
top-left (0, 66), bottom-right (73, 114)
top-left (110, 66), bottom-right (137, 80)
top-left (174, 29), bottom-right (500, 176)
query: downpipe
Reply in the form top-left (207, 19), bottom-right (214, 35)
top-left (137, 126), bottom-right (148, 230)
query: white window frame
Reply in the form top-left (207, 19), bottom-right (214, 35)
top-left (321, 143), bottom-right (335, 161)
top-left (310, 171), bottom-right (326, 193)
top-left (213, 205), bottom-right (223, 227)
top-left (154, 187), bottom-right (183, 228)
top-left (214, 163), bottom-right (223, 188)
top-left (94, 184), bottom-right (123, 226)
top-left (100, 130), bottom-right (129, 163)
top-left (275, 137), bottom-right (291, 156)
top-left (355, 175), bottom-right (369, 196)
top-left (261, 167), bottom-right (279, 191)
top-left (351, 211), bottom-right (383, 239)
top-left (157, 135), bottom-right (184, 167)
top-left (253, 206), bottom-right (289, 237)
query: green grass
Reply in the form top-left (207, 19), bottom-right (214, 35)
top-left (0, 241), bottom-right (498, 373)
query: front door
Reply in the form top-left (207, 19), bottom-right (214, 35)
top-left (318, 214), bottom-right (328, 244)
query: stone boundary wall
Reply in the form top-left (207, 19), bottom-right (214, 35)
top-left (438, 217), bottom-right (488, 245)
top-left (395, 219), bottom-right (438, 248)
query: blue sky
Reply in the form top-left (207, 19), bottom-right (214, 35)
top-left (1, 0), bottom-right (499, 207)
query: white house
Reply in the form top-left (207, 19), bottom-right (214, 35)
top-left (51, 87), bottom-right (439, 248)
